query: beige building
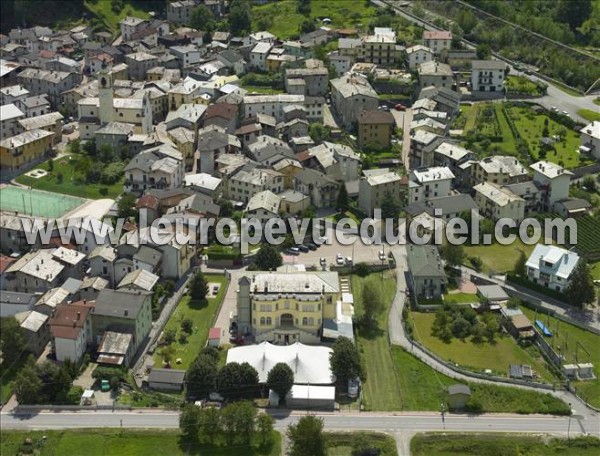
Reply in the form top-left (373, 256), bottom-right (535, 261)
top-left (423, 30), bottom-right (452, 55)
top-left (358, 169), bottom-right (404, 217)
top-left (474, 181), bottom-right (525, 222)
top-left (237, 270), bottom-right (344, 344)
top-left (357, 110), bottom-right (396, 150)
top-left (0, 128), bottom-right (54, 172)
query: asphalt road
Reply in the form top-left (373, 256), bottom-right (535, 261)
top-left (1, 409), bottom-right (594, 437)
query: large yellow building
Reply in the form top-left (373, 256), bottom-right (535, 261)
top-left (237, 268), bottom-right (352, 344)
top-left (0, 128), bottom-right (54, 172)
top-left (357, 110), bottom-right (396, 150)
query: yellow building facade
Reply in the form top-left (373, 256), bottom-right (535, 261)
top-left (0, 129), bottom-right (54, 172)
top-left (237, 270), bottom-right (342, 344)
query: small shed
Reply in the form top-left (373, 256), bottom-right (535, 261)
top-left (81, 389), bottom-right (95, 405)
top-left (208, 327), bottom-right (221, 347)
top-left (562, 364), bottom-right (578, 379)
top-left (285, 385), bottom-right (335, 410)
top-left (447, 384), bottom-right (471, 410)
top-left (147, 368), bottom-right (186, 392)
top-left (577, 363), bottom-right (595, 380)
top-left (477, 285), bottom-right (509, 305)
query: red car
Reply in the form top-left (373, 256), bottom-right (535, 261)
top-left (230, 336), bottom-right (245, 345)
top-left (395, 103), bottom-right (406, 111)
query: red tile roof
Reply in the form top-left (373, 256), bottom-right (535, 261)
top-left (136, 194), bottom-right (159, 210)
top-left (49, 301), bottom-right (94, 340)
top-left (423, 30), bottom-right (452, 40)
top-left (0, 256), bottom-right (16, 274)
top-left (205, 103), bottom-right (237, 121)
top-left (209, 327), bottom-right (221, 340)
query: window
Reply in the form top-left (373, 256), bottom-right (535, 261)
top-left (260, 317), bottom-right (265, 325)
top-left (302, 317), bottom-right (308, 326)
top-left (266, 316), bottom-right (272, 325)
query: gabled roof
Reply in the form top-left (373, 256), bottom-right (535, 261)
top-left (406, 245), bottom-right (445, 278)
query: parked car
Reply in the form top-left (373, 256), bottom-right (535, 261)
top-left (336, 253), bottom-right (345, 265)
top-left (287, 247), bottom-right (300, 255)
top-left (298, 245), bottom-right (309, 253)
top-left (346, 257), bottom-right (353, 266)
top-left (320, 257), bottom-right (327, 264)
top-left (230, 336), bottom-right (245, 345)
top-left (395, 103), bottom-right (406, 111)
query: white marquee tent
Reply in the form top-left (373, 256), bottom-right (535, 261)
top-left (226, 341), bottom-right (335, 384)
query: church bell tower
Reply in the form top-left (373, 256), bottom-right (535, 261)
top-left (98, 69), bottom-right (113, 125)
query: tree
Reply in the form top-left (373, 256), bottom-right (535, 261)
top-left (190, 270), bottom-right (209, 301)
top-left (582, 176), bottom-right (597, 192)
top-left (451, 316), bottom-right (471, 340)
top-left (440, 244), bottom-right (465, 269)
top-left (179, 404), bottom-right (201, 441)
top-left (254, 244), bottom-right (283, 271)
top-left (329, 337), bottom-right (363, 390)
top-left (381, 192), bottom-right (401, 219)
top-left (287, 415), bottom-right (326, 456)
top-left (181, 318), bottom-right (193, 334)
top-left (186, 354), bottom-right (218, 399)
top-left (159, 345), bottom-right (176, 367)
top-left (300, 19), bottom-right (316, 34)
top-left (513, 250), bottom-right (527, 276)
top-left (565, 261), bottom-right (596, 309)
top-left (117, 193), bottom-right (137, 219)
top-left (13, 362), bottom-right (42, 405)
top-left (354, 262), bottom-right (370, 277)
top-left (266, 363), bottom-right (294, 403)
top-left (229, 0), bottom-right (251, 35)
top-left (0, 316), bottom-right (26, 366)
top-left (220, 401), bottom-right (257, 444)
top-left (256, 413), bottom-right (275, 447)
top-left (476, 43), bottom-right (491, 60)
top-left (361, 282), bottom-right (383, 329)
top-left (336, 184), bottom-right (349, 212)
top-left (190, 5), bottom-right (216, 32)
top-left (557, 0), bottom-right (591, 31)
top-left (218, 198), bottom-right (234, 217)
top-left (457, 9), bottom-right (477, 34)
top-left (198, 406), bottom-right (221, 444)
top-left (297, 0), bottom-right (311, 16)
top-left (308, 123), bottom-right (331, 143)
top-left (238, 362), bottom-right (260, 399)
top-left (69, 138), bottom-right (81, 154)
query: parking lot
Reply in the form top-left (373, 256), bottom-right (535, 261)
top-left (282, 233), bottom-right (389, 269)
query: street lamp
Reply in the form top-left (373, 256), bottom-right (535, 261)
top-left (567, 403), bottom-right (572, 443)
top-left (440, 402), bottom-right (446, 429)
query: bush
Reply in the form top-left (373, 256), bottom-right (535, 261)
top-left (66, 386), bottom-right (84, 405)
top-left (465, 397), bottom-right (483, 413)
top-left (469, 256), bottom-right (483, 272)
top-left (354, 262), bottom-right (370, 277)
top-left (164, 329), bottom-right (176, 344)
top-left (92, 366), bottom-right (127, 383)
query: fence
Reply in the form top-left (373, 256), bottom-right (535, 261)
top-left (402, 317), bottom-right (557, 391)
top-left (571, 163), bottom-right (600, 179)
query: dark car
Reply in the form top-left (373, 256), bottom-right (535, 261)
top-left (286, 247), bottom-right (300, 255)
top-left (307, 243), bottom-right (318, 251)
top-left (298, 245), bottom-right (310, 253)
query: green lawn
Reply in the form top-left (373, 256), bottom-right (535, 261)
top-left (326, 432), bottom-right (397, 456)
top-left (444, 292), bottom-right (480, 304)
top-left (239, 85), bottom-right (285, 94)
top-left (411, 433), bottom-right (600, 456)
top-left (506, 105), bottom-right (582, 168)
top-left (520, 305), bottom-right (600, 408)
top-left (0, 429), bottom-right (281, 456)
top-left (351, 272), bottom-right (402, 411)
top-left (252, 0), bottom-right (378, 40)
top-left (578, 109), bottom-right (600, 122)
top-left (591, 261), bottom-right (600, 280)
top-left (154, 274), bottom-right (229, 370)
top-left (409, 312), bottom-right (556, 382)
top-left (16, 156), bottom-right (123, 200)
top-left (463, 239), bottom-right (539, 275)
top-left (390, 347), bottom-right (568, 414)
top-left (84, 0), bottom-right (151, 33)
top-left (505, 75), bottom-right (545, 96)
top-left (0, 354), bottom-right (28, 404)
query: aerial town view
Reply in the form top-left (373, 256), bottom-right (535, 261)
top-left (1, 0), bottom-right (600, 455)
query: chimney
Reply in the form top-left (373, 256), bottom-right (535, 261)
top-left (124, 309), bottom-right (129, 316)
top-left (77, 311), bottom-right (81, 320)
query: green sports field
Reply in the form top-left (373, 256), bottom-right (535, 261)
top-left (0, 186), bottom-right (85, 218)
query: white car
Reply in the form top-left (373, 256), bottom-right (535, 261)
top-left (346, 257), bottom-right (353, 266)
top-left (336, 253), bottom-right (344, 265)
